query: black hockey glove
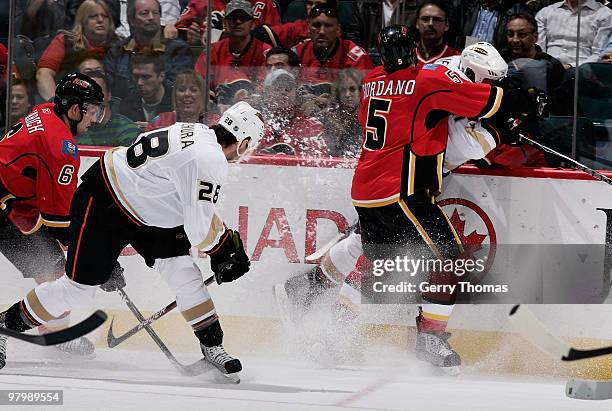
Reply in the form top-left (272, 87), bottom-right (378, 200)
top-left (497, 116), bottom-right (529, 146)
top-left (494, 78), bottom-right (547, 121)
top-left (100, 262), bottom-right (126, 292)
top-left (208, 229), bottom-right (250, 284)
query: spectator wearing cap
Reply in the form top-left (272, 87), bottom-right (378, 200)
top-left (76, 72), bottom-right (141, 146)
top-left (295, 4), bottom-right (373, 98)
top-left (256, 69), bottom-right (329, 157)
top-left (536, 0), bottom-right (612, 68)
top-left (195, 0), bottom-right (271, 107)
top-left (255, 0), bottom-right (334, 48)
top-left (415, 0), bottom-right (460, 67)
top-left (165, 0), bottom-right (280, 46)
top-left (118, 51), bottom-right (174, 127)
top-left (103, 0), bottom-right (194, 100)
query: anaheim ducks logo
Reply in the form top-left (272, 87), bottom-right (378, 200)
top-left (438, 197), bottom-right (497, 281)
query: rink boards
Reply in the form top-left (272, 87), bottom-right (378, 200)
top-left (1, 150), bottom-right (611, 378)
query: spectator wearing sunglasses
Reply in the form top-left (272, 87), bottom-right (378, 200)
top-left (195, 0), bottom-right (271, 108)
top-left (254, 0), bottom-right (335, 48)
top-left (415, 0), bottom-right (460, 67)
top-left (295, 4), bottom-right (373, 101)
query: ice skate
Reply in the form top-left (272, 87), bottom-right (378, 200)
top-left (201, 344), bottom-right (242, 383)
top-left (53, 336), bottom-right (96, 358)
top-left (415, 328), bottom-right (461, 375)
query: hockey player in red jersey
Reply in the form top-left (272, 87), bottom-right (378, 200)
top-left (275, 29), bottom-right (539, 373)
top-left (0, 101), bottom-right (264, 384)
top-left (0, 72), bottom-right (104, 361)
top-left (351, 25), bottom-right (538, 372)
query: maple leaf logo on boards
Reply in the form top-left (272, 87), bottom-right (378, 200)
top-left (438, 198), bottom-right (497, 281)
top-left (449, 208), bottom-right (487, 252)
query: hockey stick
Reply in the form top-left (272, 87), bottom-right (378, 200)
top-left (304, 233), bottom-right (345, 262)
top-left (107, 301), bottom-right (176, 348)
top-left (519, 134), bottom-right (612, 185)
top-left (508, 305), bottom-right (612, 361)
top-left (107, 275), bottom-right (216, 348)
top-left (304, 223), bottom-right (359, 263)
top-left (116, 287), bottom-right (212, 377)
top-left (0, 310), bottom-right (107, 346)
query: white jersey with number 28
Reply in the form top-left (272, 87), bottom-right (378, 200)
top-left (102, 122), bottom-right (227, 251)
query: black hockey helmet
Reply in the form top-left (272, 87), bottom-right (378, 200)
top-left (377, 25), bottom-right (417, 73)
top-left (54, 72), bottom-right (104, 116)
top-left (54, 72), bottom-right (105, 134)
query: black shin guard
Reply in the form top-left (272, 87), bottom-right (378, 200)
top-left (195, 320), bottom-right (223, 347)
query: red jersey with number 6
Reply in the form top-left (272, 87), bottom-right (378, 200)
top-left (352, 64), bottom-right (503, 207)
top-left (0, 103), bottom-right (79, 233)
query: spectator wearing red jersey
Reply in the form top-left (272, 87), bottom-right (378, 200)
top-left (195, 0), bottom-right (271, 107)
top-left (36, 0), bottom-right (119, 101)
top-left (165, 0), bottom-right (280, 46)
top-left (414, 0), bottom-right (460, 68)
top-left (256, 69), bottom-right (329, 157)
top-left (295, 4), bottom-right (373, 100)
top-left (255, 0), bottom-right (335, 48)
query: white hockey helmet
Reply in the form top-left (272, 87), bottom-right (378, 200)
top-left (219, 101), bottom-right (265, 157)
top-left (460, 42), bottom-right (508, 83)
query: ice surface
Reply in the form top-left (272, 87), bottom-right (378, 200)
top-left (0, 343), bottom-right (609, 411)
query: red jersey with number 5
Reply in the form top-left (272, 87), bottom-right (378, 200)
top-left (352, 64), bottom-right (503, 207)
top-left (0, 103), bottom-right (79, 233)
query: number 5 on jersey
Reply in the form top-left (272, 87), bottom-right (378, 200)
top-left (364, 98), bottom-right (392, 150)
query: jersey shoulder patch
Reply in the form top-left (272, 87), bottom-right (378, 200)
top-left (422, 64), bottom-right (440, 71)
top-left (61, 140), bottom-right (79, 158)
top-left (347, 44), bottom-right (366, 62)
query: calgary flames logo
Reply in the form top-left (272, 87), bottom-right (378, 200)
top-left (438, 198), bottom-right (497, 280)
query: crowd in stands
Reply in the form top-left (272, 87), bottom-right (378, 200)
top-left (1, 0), bottom-right (611, 168)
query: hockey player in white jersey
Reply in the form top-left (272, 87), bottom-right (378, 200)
top-left (274, 43), bottom-right (509, 373)
top-left (0, 101), bottom-right (264, 382)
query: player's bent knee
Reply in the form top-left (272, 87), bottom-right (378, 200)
top-left (156, 256), bottom-right (212, 309)
top-left (33, 274), bottom-right (98, 319)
